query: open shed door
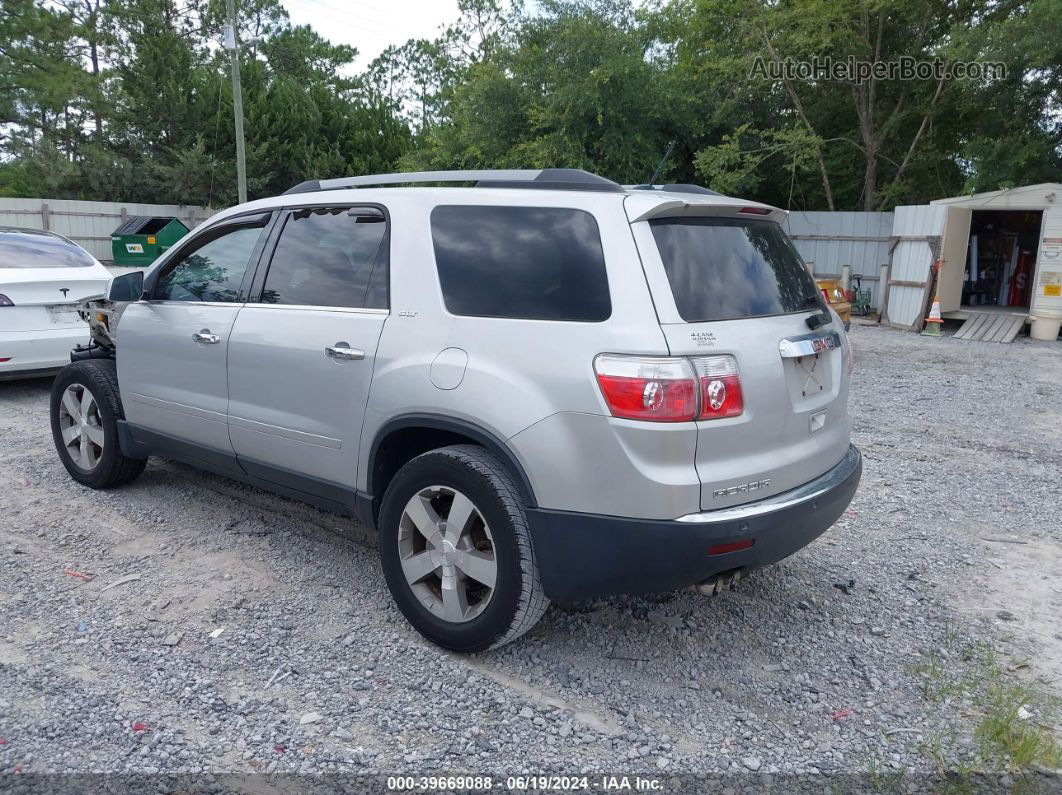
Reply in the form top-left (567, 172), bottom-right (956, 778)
top-left (937, 207), bottom-right (972, 313)
top-left (885, 205), bottom-right (946, 329)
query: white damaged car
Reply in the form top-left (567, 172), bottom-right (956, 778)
top-left (0, 227), bottom-right (112, 379)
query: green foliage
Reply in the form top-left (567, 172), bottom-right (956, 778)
top-left (1, 0), bottom-right (412, 205)
top-left (693, 124), bottom-right (824, 199)
top-left (1, 0), bottom-right (1059, 210)
top-left (403, 0), bottom-right (683, 184)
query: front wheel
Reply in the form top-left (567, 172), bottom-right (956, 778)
top-left (50, 359), bottom-right (147, 489)
top-left (378, 445), bottom-right (549, 652)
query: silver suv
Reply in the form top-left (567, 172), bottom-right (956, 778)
top-left (49, 169), bottom-right (861, 652)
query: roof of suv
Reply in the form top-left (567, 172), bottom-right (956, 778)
top-left (206, 169), bottom-right (787, 227)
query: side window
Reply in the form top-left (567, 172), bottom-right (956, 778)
top-left (260, 207), bottom-right (388, 309)
top-left (430, 205), bottom-right (611, 321)
top-left (154, 224), bottom-right (265, 303)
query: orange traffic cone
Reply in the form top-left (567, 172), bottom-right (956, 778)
top-left (922, 259), bottom-right (944, 336)
top-left (922, 296), bottom-right (943, 336)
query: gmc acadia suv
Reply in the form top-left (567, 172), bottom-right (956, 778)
top-left (49, 169), bottom-right (862, 652)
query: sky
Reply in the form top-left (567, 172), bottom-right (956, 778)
top-left (280, 0), bottom-right (463, 70)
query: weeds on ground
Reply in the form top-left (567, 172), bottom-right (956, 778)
top-left (862, 749), bottom-right (909, 793)
top-left (977, 680), bottom-right (1062, 772)
top-left (912, 634), bottom-right (1062, 790)
top-left (918, 730), bottom-right (978, 794)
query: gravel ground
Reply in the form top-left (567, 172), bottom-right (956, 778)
top-left (1, 323), bottom-right (1060, 788)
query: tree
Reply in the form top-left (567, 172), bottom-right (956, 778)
top-left (943, 0), bottom-right (1062, 194)
top-left (2, 0), bottom-right (1058, 210)
top-left (0, 0), bottom-right (86, 156)
top-left (1, 0), bottom-right (414, 204)
top-left (404, 0), bottom-right (682, 183)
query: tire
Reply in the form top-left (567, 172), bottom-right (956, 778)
top-left (378, 444), bottom-right (549, 652)
top-left (50, 359), bottom-right (147, 489)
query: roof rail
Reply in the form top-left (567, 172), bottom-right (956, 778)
top-left (628, 183), bottom-right (723, 196)
top-left (283, 168), bottom-right (624, 195)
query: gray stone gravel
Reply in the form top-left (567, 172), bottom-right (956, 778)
top-left (0, 323), bottom-right (1059, 784)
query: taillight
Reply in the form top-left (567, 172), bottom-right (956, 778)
top-left (691, 355), bottom-right (743, 419)
top-left (0, 294), bottom-right (13, 307)
top-left (594, 355), bottom-right (698, 422)
top-left (595, 354), bottom-right (744, 422)
top-left (738, 207), bottom-right (771, 215)
top-left (821, 289), bottom-right (831, 304)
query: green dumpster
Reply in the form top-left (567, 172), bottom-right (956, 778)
top-left (110, 216), bottom-right (189, 266)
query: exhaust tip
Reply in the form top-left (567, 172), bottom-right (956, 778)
top-left (692, 568), bottom-right (744, 596)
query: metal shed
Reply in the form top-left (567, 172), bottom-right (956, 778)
top-left (110, 216), bottom-right (189, 266)
top-left (883, 184), bottom-right (1062, 340)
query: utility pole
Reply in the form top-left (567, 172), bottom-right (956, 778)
top-left (223, 0), bottom-right (247, 204)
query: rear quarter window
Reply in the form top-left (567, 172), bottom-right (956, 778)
top-left (430, 205), bottom-right (611, 322)
top-left (649, 217), bottom-right (819, 322)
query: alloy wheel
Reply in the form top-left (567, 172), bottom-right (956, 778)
top-left (57, 383), bottom-right (104, 471)
top-left (397, 485), bottom-right (497, 623)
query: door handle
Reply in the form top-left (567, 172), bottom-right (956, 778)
top-left (193, 330), bottom-right (221, 344)
top-left (325, 344), bottom-right (365, 361)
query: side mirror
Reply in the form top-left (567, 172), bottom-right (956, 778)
top-left (108, 270), bottom-right (144, 302)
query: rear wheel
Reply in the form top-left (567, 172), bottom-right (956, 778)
top-left (50, 360), bottom-right (147, 488)
top-left (378, 445), bottom-right (549, 652)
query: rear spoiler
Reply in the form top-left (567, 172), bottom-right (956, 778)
top-left (624, 193), bottom-right (787, 225)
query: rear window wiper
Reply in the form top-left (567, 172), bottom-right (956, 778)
top-left (803, 294), bottom-right (831, 329)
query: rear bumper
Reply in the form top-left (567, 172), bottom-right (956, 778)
top-left (0, 328), bottom-right (86, 379)
top-left (526, 444), bottom-right (861, 602)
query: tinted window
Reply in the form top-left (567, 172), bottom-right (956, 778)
top-left (649, 217), bottom-right (820, 322)
top-left (261, 207), bottom-right (388, 309)
top-left (0, 231), bottom-right (95, 269)
top-left (154, 225), bottom-right (263, 303)
top-left (430, 206), bottom-right (610, 321)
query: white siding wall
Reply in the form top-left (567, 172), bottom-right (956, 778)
top-left (0, 198), bottom-right (214, 263)
top-left (1031, 206), bottom-right (1062, 318)
top-left (783, 211), bottom-right (893, 308)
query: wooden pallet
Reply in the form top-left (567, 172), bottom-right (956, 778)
top-left (953, 312), bottom-right (1027, 343)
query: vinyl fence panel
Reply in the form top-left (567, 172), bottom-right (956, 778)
top-left (783, 211), bottom-right (894, 309)
top-left (0, 198), bottom-right (214, 263)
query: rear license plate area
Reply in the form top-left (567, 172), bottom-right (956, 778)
top-left (46, 304), bottom-right (82, 324)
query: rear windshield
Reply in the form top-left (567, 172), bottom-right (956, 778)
top-left (0, 232), bottom-right (96, 269)
top-left (649, 217), bottom-right (819, 322)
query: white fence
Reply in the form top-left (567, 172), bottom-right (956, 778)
top-left (783, 211), bottom-right (894, 309)
top-left (0, 198), bottom-right (214, 263)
